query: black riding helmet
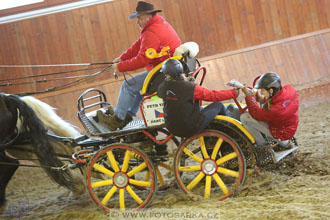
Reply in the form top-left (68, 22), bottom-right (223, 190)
top-left (254, 72), bottom-right (281, 89)
top-left (160, 59), bottom-right (184, 80)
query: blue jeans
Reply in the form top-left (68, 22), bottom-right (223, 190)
top-left (115, 71), bottom-right (150, 120)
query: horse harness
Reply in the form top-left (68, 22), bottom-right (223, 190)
top-left (0, 127), bottom-right (19, 151)
top-left (0, 130), bottom-right (77, 170)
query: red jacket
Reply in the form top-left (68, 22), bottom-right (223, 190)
top-left (193, 85), bottom-right (238, 102)
top-left (245, 84), bottom-right (299, 140)
top-left (118, 14), bottom-right (181, 72)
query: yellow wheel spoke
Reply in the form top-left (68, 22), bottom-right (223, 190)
top-left (127, 162), bottom-right (147, 177)
top-left (91, 180), bottom-right (113, 188)
top-left (156, 168), bottom-right (164, 186)
top-left (121, 150), bottom-right (131, 172)
top-left (216, 152), bottom-right (237, 165)
top-left (119, 188), bottom-right (125, 211)
top-left (159, 162), bottom-right (173, 172)
top-left (186, 172), bottom-right (205, 190)
top-left (126, 185), bottom-right (143, 204)
top-left (211, 138), bottom-right (223, 160)
top-left (218, 167), bottom-right (239, 178)
top-left (200, 136), bottom-right (209, 159)
top-left (93, 163), bottom-right (114, 177)
top-left (130, 152), bottom-right (140, 159)
top-left (213, 173), bottom-right (229, 194)
top-left (101, 186), bottom-right (117, 205)
top-left (144, 171), bottom-right (150, 182)
top-left (205, 176), bottom-right (212, 199)
top-left (129, 179), bottom-right (151, 187)
top-left (179, 166), bottom-right (201, 172)
top-left (183, 148), bottom-right (203, 163)
top-left (107, 151), bottom-right (120, 172)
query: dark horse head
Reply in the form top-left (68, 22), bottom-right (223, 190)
top-left (0, 93), bottom-right (79, 211)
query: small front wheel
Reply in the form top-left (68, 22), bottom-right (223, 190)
top-left (174, 130), bottom-right (246, 200)
top-left (86, 144), bottom-right (157, 212)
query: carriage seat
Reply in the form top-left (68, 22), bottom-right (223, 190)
top-left (140, 42), bottom-right (200, 96)
top-left (77, 88), bottom-right (151, 136)
top-left (173, 42), bottom-right (199, 59)
top-left (174, 41), bottom-right (200, 75)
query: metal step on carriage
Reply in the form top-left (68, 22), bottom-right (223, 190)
top-left (71, 48), bottom-right (298, 212)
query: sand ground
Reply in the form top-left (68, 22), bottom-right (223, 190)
top-left (1, 102), bottom-right (330, 220)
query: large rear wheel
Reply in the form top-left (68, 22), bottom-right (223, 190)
top-left (174, 130), bottom-right (246, 200)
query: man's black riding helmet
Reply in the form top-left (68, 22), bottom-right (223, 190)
top-left (161, 59), bottom-right (184, 79)
top-left (254, 72), bottom-right (281, 89)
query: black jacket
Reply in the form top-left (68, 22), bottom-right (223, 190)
top-left (157, 79), bottom-right (203, 137)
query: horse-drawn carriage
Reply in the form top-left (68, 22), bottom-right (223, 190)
top-left (0, 44), bottom-right (298, 213)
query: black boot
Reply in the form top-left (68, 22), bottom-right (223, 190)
top-left (121, 114), bottom-right (133, 128)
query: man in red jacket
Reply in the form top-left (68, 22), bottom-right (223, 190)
top-left (158, 59), bottom-right (238, 138)
top-left (97, 1), bottom-right (181, 130)
top-left (240, 72), bottom-right (299, 149)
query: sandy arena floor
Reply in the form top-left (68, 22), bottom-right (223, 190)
top-left (1, 102), bottom-right (330, 220)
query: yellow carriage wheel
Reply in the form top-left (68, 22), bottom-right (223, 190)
top-left (174, 130), bottom-right (246, 200)
top-left (86, 144), bottom-right (157, 212)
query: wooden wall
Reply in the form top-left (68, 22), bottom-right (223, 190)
top-left (0, 0), bottom-right (330, 129)
top-left (1, 0), bottom-right (330, 94)
top-left (200, 29), bottom-right (330, 91)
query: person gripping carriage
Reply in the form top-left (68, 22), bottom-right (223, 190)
top-left (239, 72), bottom-right (299, 150)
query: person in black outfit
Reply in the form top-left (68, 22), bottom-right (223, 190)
top-left (157, 59), bottom-right (238, 138)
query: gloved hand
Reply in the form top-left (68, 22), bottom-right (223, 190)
top-left (112, 63), bottom-right (119, 79)
top-left (241, 86), bottom-right (251, 95)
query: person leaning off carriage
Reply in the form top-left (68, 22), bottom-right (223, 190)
top-left (96, 1), bottom-right (181, 130)
top-left (157, 59), bottom-right (239, 138)
top-left (240, 72), bottom-right (299, 149)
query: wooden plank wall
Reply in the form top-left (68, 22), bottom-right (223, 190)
top-left (200, 30), bottom-right (330, 91)
top-left (0, 0), bottom-right (329, 129)
top-left (1, 0), bottom-right (330, 94)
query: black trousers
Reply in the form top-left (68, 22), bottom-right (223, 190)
top-left (196, 102), bottom-right (226, 134)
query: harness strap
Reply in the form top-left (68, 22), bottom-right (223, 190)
top-left (0, 128), bottom-right (19, 150)
top-left (9, 146), bottom-right (72, 159)
top-left (0, 161), bottom-right (74, 170)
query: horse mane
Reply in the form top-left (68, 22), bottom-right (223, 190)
top-left (21, 96), bottom-right (81, 138)
top-left (5, 94), bottom-right (80, 192)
